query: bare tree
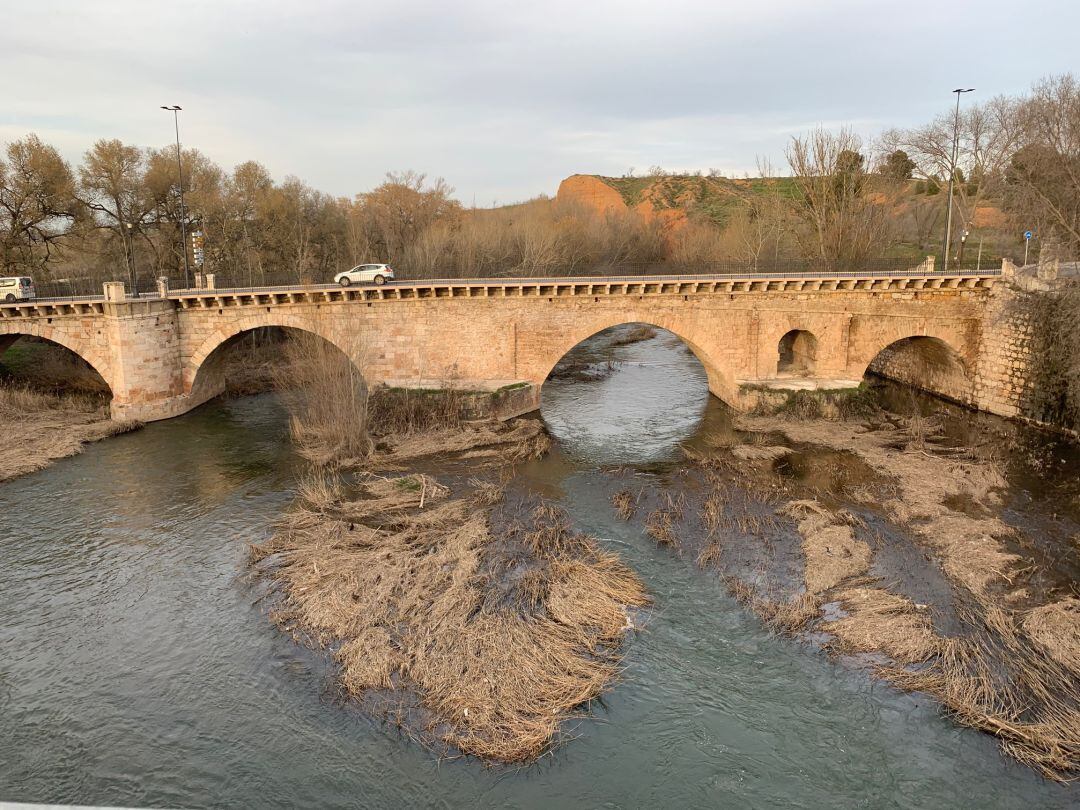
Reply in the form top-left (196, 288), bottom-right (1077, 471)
top-left (883, 95), bottom-right (1022, 245)
top-left (1005, 74), bottom-right (1080, 252)
top-left (785, 129), bottom-right (893, 265)
top-left (78, 139), bottom-right (154, 287)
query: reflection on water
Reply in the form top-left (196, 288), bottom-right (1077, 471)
top-left (0, 331), bottom-right (1075, 808)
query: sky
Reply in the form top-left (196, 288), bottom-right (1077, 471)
top-left (2, 0), bottom-right (1077, 205)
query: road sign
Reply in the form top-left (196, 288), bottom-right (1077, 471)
top-left (1024, 230), bottom-right (1033, 240)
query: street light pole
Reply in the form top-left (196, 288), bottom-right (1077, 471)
top-left (161, 105), bottom-right (191, 288)
top-left (942, 88), bottom-right (974, 272)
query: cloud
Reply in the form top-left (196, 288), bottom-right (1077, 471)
top-left (1, 0), bottom-right (1077, 202)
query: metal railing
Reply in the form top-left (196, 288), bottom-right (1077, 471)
top-left (174, 256), bottom-right (995, 291)
top-left (7, 261), bottom-right (1003, 307)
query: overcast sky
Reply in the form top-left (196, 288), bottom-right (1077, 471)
top-left (2, 0), bottom-right (1077, 204)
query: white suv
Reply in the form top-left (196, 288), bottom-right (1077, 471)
top-left (334, 264), bottom-right (394, 286)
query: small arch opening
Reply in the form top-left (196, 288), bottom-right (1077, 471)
top-left (777, 330), bottom-right (818, 376)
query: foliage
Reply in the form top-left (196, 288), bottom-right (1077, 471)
top-left (881, 149), bottom-right (916, 181)
top-left (1004, 75), bottom-right (1080, 252)
top-left (1021, 284), bottom-right (1080, 432)
top-left (786, 129), bottom-right (894, 265)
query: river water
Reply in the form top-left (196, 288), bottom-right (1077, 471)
top-left (1, 326), bottom-right (1076, 808)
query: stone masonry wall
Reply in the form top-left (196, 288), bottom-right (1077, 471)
top-left (175, 287), bottom-right (990, 413)
top-left (971, 285), bottom-right (1037, 421)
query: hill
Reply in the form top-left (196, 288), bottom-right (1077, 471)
top-left (556, 173), bottom-right (800, 229)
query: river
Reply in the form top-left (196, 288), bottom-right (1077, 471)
top-left (1, 325), bottom-right (1076, 808)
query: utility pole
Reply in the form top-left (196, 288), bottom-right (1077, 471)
top-left (942, 88), bottom-right (974, 272)
top-left (125, 222), bottom-right (137, 293)
top-left (161, 105), bottom-right (191, 288)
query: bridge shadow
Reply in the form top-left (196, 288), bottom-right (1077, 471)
top-left (0, 335), bottom-right (112, 401)
top-left (863, 336), bottom-right (972, 406)
top-left (188, 325), bottom-right (364, 408)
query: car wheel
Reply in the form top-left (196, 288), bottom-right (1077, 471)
top-left (373, 275), bottom-right (386, 286)
top-left (4, 294), bottom-right (15, 302)
top-left (339, 277), bottom-right (352, 287)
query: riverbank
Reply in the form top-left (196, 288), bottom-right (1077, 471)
top-left (609, 396), bottom-right (1080, 780)
top-left (0, 386), bottom-right (141, 482)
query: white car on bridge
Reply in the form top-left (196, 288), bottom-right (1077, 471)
top-left (334, 264), bottom-right (394, 286)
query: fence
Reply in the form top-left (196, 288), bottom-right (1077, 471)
top-left (19, 256), bottom-right (1008, 303)
top-left (171, 256), bottom-right (997, 292)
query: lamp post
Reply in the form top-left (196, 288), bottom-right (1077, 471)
top-left (125, 221), bottom-right (137, 293)
top-left (160, 105), bottom-right (191, 288)
top-left (942, 88), bottom-right (974, 271)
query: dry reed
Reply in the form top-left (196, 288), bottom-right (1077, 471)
top-left (611, 489), bottom-right (636, 520)
top-left (644, 492), bottom-right (685, 547)
top-left (880, 596), bottom-right (1080, 781)
top-left (0, 385), bottom-right (140, 481)
top-left (253, 478), bottom-right (649, 763)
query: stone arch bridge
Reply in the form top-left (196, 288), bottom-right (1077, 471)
top-left (0, 269), bottom-right (1016, 422)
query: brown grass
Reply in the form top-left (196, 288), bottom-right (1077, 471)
top-left (1024, 598), bottom-right (1080, 671)
top-left (644, 492), bottom-right (685, 547)
top-left (824, 586), bottom-right (940, 664)
top-left (783, 500), bottom-right (872, 594)
top-left (881, 596), bottom-right (1080, 781)
top-left (0, 386), bottom-right (141, 481)
top-left (378, 418), bottom-right (550, 468)
top-left (274, 331), bottom-right (372, 468)
top-left (724, 576), bottom-right (822, 636)
top-left (253, 477), bottom-right (649, 763)
top-left (611, 489), bottom-right (637, 520)
top-left (608, 325), bottom-right (658, 347)
top-left (469, 478), bottom-right (505, 507)
top-left (732, 414), bottom-right (1080, 780)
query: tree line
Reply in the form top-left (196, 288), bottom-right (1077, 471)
top-left (1, 74), bottom-right (1076, 292)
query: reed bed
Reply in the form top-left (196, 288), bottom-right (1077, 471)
top-left (723, 576), bottom-right (822, 637)
top-left (697, 415), bottom-right (1080, 780)
top-left (0, 385), bottom-right (140, 481)
top-left (881, 597), bottom-right (1080, 781)
top-left (253, 477), bottom-right (649, 763)
top-left (607, 325), bottom-right (658, 347)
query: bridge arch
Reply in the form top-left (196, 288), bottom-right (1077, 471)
top-left (0, 324), bottom-right (113, 397)
top-left (532, 316), bottom-right (737, 405)
top-left (862, 335), bottom-right (973, 404)
top-left (184, 313), bottom-right (364, 400)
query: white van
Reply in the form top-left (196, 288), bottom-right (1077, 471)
top-left (0, 277), bottom-right (35, 302)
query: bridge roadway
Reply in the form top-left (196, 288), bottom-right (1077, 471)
top-left (0, 267), bottom-right (1007, 423)
top-left (2, 268), bottom-right (1002, 315)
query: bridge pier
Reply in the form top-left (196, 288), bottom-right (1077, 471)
top-left (99, 295), bottom-right (190, 422)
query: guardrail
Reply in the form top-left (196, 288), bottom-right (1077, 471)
top-left (9, 267), bottom-right (1004, 307)
top-left (165, 268), bottom-right (1003, 298)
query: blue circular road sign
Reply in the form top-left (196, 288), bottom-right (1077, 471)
top-left (1024, 230), bottom-right (1033, 240)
